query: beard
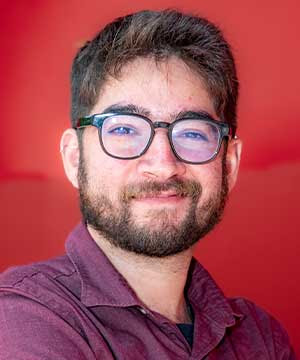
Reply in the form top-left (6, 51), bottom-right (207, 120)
top-left (78, 156), bottom-right (228, 258)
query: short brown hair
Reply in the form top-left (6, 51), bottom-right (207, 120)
top-left (71, 10), bottom-right (238, 134)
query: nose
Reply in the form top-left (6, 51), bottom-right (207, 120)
top-left (136, 130), bottom-right (186, 181)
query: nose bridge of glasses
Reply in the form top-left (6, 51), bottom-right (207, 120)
top-left (153, 121), bottom-right (171, 130)
top-left (151, 121), bottom-right (173, 150)
top-left (147, 121), bottom-right (175, 157)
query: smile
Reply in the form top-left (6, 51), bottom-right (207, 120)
top-left (132, 192), bottom-right (187, 204)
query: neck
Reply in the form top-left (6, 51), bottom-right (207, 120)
top-left (88, 225), bottom-right (194, 324)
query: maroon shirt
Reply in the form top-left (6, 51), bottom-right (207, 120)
top-left (0, 223), bottom-right (296, 359)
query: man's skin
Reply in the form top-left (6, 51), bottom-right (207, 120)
top-left (60, 56), bottom-right (242, 325)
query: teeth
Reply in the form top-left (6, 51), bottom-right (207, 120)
top-left (140, 193), bottom-right (178, 199)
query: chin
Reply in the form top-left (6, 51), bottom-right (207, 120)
top-left (132, 208), bottom-right (186, 229)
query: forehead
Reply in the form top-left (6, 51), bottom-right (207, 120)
top-left (91, 56), bottom-right (217, 120)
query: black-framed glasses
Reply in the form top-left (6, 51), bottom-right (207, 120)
top-left (75, 112), bottom-right (233, 164)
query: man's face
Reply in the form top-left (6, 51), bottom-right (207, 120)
top-left (75, 57), bottom-right (236, 257)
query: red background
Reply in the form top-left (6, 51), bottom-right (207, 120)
top-left (0, 0), bottom-right (299, 355)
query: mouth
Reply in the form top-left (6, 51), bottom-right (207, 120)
top-left (121, 179), bottom-right (201, 204)
top-left (131, 191), bottom-right (186, 204)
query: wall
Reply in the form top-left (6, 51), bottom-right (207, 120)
top-left (0, 0), bottom-right (299, 355)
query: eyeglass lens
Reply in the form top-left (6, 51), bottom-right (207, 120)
top-left (101, 115), bottom-right (221, 163)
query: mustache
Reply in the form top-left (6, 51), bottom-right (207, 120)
top-left (120, 179), bottom-right (202, 202)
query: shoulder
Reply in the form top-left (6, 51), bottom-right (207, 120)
top-left (0, 255), bottom-right (85, 338)
top-left (0, 254), bottom-right (75, 284)
top-left (0, 255), bottom-right (77, 299)
top-left (0, 257), bottom-right (97, 359)
top-left (228, 297), bottom-right (295, 358)
top-left (229, 296), bottom-right (285, 328)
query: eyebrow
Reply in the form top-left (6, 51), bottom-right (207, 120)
top-left (101, 103), bottom-right (216, 122)
top-left (102, 104), bottom-right (151, 117)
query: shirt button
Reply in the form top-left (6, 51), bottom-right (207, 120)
top-left (139, 307), bottom-right (147, 315)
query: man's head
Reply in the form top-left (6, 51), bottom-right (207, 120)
top-left (61, 10), bottom-right (242, 257)
top-left (71, 10), bottom-right (238, 132)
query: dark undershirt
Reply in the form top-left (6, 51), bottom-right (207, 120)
top-left (177, 323), bottom-right (194, 347)
top-left (176, 301), bottom-right (194, 347)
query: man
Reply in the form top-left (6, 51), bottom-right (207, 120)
top-left (0, 9), bottom-right (295, 359)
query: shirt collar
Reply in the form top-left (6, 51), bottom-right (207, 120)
top-left (65, 222), bottom-right (140, 307)
top-left (187, 258), bottom-right (244, 327)
top-left (66, 222), bottom-right (244, 328)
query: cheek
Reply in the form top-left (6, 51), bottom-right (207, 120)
top-left (84, 148), bottom-right (134, 202)
top-left (87, 160), bottom-right (120, 197)
top-left (190, 158), bottom-right (224, 200)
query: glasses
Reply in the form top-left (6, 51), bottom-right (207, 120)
top-left (76, 112), bottom-right (233, 164)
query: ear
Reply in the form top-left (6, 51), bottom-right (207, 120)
top-left (225, 137), bottom-right (242, 192)
top-left (60, 128), bottom-right (80, 188)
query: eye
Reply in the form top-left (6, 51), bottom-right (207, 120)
top-left (108, 126), bottom-right (136, 135)
top-left (179, 130), bottom-right (209, 142)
